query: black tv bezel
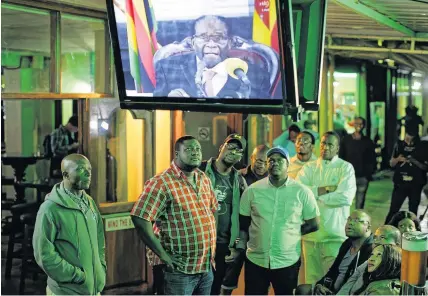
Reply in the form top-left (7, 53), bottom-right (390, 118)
top-left (106, 0), bottom-right (299, 115)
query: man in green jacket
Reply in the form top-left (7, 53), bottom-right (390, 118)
top-left (33, 154), bottom-right (106, 295)
top-left (200, 134), bottom-right (248, 295)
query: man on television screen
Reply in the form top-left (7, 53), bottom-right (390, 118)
top-left (153, 15), bottom-right (271, 99)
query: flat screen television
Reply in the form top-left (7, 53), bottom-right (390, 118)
top-left (106, 0), bottom-right (299, 115)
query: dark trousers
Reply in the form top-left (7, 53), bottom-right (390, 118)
top-left (211, 243), bottom-right (245, 295)
top-left (355, 177), bottom-right (369, 209)
top-left (153, 265), bottom-right (165, 295)
top-left (244, 258), bottom-right (300, 295)
top-left (385, 183), bottom-right (424, 223)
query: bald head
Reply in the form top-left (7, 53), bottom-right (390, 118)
top-left (374, 225), bottom-right (401, 246)
top-left (250, 145), bottom-right (270, 176)
top-left (61, 154), bottom-right (92, 190)
top-left (353, 210), bottom-right (371, 225)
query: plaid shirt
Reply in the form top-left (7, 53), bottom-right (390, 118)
top-left (131, 161), bottom-right (218, 274)
top-left (51, 125), bottom-right (74, 157)
top-left (146, 222), bottom-right (163, 266)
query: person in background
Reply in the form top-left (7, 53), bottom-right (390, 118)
top-left (273, 124), bottom-right (301, 158)
top-left (296, 210), bottom-right (373, 295)
top-left (352, 245), bottom-right (402, 295)
top-left (240, 145), bottom-right (269, 186)
top-left (199, 134), bottom-right (247, 295)
top-left (288, 131), bottom-right (317, 179)
top-left (387, 210), bottom-right (421, 234)
top-left (239, 146), bottom-right (320, 295)
top-left (33, 154), bottom-right (106, 295)
top-left (385, 128), bottom-right (428, 223)
top-left (50, 115), bottom-right (80, 177)
top-left (337, 225), bottom-right (401, 295)
top-left (131, 136), bottom-right (217, 295)
top-left (296, 131), bottom-right (357, 284)
top-left (339, 117), bottom-right (376, 209)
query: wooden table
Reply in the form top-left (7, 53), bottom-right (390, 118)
top-left (1, 154), bottom-right (47, 203)
top-left (15, 179), bottom-right (61, 203)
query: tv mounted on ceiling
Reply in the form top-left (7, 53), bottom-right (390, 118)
top-left (106, 0), bottom-right (300, 116)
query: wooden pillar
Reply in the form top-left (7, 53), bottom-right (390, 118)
top-left (227, 113), bottom-right (243, 135)
top-left (318, 55), bottom-right (329, 136)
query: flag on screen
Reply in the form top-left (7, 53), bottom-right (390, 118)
top-left (125, 0), bottom-right (158, 92)
top-left (252, 0), bottom-right (279, 53)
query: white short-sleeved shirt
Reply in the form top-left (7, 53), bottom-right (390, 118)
top-left (240, 177), bottom-right (320, 269)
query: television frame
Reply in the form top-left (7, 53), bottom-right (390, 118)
top-left (106, 0), bottom-right (300, 115)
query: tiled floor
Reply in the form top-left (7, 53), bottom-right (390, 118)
top-left (1, 176), bottom-right (427, 295)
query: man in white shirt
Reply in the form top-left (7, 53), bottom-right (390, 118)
top-left (296, 131), bottom-right (357, 284)
top-left (239, 146), bottom-right (320, 295)
top-left (289, 131), bottom-right (318, 179)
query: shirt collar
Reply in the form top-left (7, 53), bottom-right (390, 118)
top-left (267, 176), bottom-right (291, 188)
top-left (319, 155), bottom-right (339, 165)
top-left (171, 161), bottom-right (202, 179)
top-left (196, 57), bottom-right (227, 76)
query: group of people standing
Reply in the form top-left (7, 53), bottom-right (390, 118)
top-left (31, 115), bottom-right (427, 295)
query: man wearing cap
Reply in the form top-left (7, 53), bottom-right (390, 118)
top-left (296, 131), bottom-right (357, 285)
top-left (238, 146), bottom-right (320, 295)
top-left (200, 134), bottom-right (248, 295)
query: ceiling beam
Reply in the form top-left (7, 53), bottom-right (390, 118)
top-left (333, 0), bottom-right (416, 37)
top-left (416, 32), bottom-right (428, 38)
top-left (325, 44), bottom-right (428, 55)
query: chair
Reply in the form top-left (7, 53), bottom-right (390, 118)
top-left (5, 202), bottom-right (40, 279)
top-left (19, 213), bottom-right (44, 295)
top-left (153, 36), bottom-right (280, 95)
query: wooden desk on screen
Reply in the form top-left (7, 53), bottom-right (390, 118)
top-left (99, 202), bottom-right (152, 292)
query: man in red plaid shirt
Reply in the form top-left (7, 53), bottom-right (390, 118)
top-left (131, 135), bottom-right (218, 295)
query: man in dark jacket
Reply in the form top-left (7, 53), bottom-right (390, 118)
top-left (339, 117), bottom-right (376, 209)
top-left (296, 210), bottom-right (373, 295)
top-left (199, 134), bottom-right (247, 295)
top-left (240, 145), bottom-right (269, 186)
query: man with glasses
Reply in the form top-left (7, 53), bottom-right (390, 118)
top-left (289, 131), bottom-right (317, 179)
top-left (296, 210), bottom-right (373, 295)
top-left (239, 146), bottom-right (319, 295)
top-left (131, 136), bottom-right (218, 295)
top-left (339, 117), bottom-right (376, 209)
top-left (153, 15), bottom-right (270, 99)
top-left (337, 225), bottom-right (401, 295)
top-left (200, 134), bottom-right (248, 295)
top-left (240, 145), bottom-right (270, 186)
top-left (296, 131), bottom-right (357, 285)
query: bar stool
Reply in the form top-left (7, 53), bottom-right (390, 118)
top-left (4, 202), bottom-right (39, 279)
top-left (19, 213), bottom-right (44, 295)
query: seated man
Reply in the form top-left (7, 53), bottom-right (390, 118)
top-left (296, 210), bottom-right (373, 295)
top-left (154, 15), bottom-right (271, 99)
top-left (336, 225), bottom-right (401, 295)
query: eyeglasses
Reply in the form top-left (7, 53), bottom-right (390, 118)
top-left (194, 34), bottom-right (229, 44)
top-left (296, 139), bottom-right (312, 145)
top-left (225, 144), bottom-right (244, 154)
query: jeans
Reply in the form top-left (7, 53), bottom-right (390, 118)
top-left (164, 268), bottom-right (214, 295)
top-left (355, 177), bottom-right (369, 209)
top-left (385, 183), bottom-right (424, 224)
top-left (244, 258), bottom-right (300, 295)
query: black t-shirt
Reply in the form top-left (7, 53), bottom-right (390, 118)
top-left (392, 140), bottom-right (428, 185)
top-left (340, 135), bottom-right (376, 178)
top-left (212, 166), bottom-right (234, 245)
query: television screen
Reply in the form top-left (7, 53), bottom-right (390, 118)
top-left (107, 0), bottom-right (299, 114)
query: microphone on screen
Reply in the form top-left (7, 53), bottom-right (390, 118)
top-left (224, 58), bottom-right (251, 86)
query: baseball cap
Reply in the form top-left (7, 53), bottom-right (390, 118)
top-left (267, 146), bottom-right (290, 161)
top-left (224, 134), bottom-right (247, 150)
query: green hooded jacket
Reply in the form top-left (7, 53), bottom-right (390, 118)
top-left (200, 158), bottom-right (247, 248)
top-left (33, 182), bottom-right (106, 295)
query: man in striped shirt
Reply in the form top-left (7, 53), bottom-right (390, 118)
top-left (131, 135), bottom-right (218, 295)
